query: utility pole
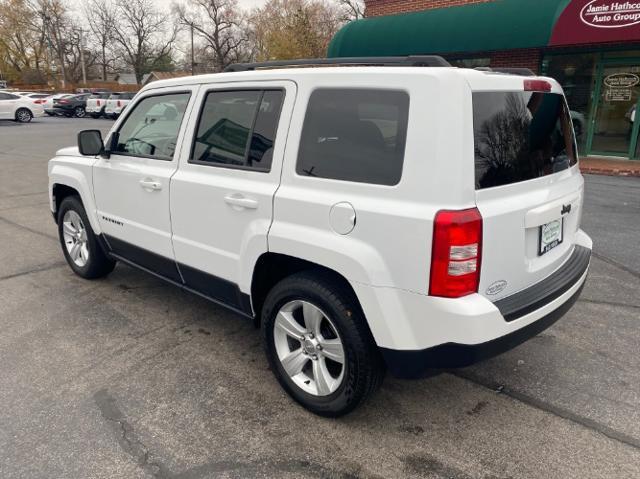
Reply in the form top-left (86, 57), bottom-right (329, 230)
top-left (79, 29), bottom-right (87, 85)
top-left (190, 23), bottom-right (195, 76)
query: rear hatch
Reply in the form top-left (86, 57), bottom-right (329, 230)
top-left (470, 77), bottom-right (584, 301)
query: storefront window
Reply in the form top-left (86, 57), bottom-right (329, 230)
top-left (541, 52), bottom-right (598, 154)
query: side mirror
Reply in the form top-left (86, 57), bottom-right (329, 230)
top-left (77, 130), bottom-right (104, 156)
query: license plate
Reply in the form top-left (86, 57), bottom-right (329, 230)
top-left (539, 218), bottom-right (563, 256)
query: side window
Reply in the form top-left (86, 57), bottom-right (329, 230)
top-left (297, 88), bottom-right (410, 186)
top-left (113, 92), bottom-right (190, 160)
top-left (191, 89), bottom-right (284, 171)
top-left (0, 93), bottom-right (18, 100)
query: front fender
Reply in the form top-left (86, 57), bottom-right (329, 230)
top-left (48, 160), bottom-right (101, 233)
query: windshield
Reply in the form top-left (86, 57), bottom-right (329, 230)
top-left (473, 91), bottom-right (577, 190)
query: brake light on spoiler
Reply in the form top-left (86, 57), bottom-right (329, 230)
top-left (524, 79), bottom-right (552, 92)
top-left (429, 208), bottom-right (483, 298)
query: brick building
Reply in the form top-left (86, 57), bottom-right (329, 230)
top-left (328, 0), bottom-right (640, 160)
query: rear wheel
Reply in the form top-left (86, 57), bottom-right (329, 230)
top-left (262, 271), bottom-right (384, 417)
top-left (57, 196), bottom-right (115, 279)
top-left (15, 108), bottom-right (32, 123)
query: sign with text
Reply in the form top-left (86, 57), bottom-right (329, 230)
top-left (606, 88), bottom-right (633, 101)
top-left (550, 0), bottom-right (640, 46)
top-left (604, 73), bottom-right (640, 88)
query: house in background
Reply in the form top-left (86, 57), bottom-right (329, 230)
top-left (142, 71), bottom-right (192, 86)
top-left (114, 73), bottom-right (140, 86)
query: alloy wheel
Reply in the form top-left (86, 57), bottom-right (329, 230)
top-left (273, 300), bottom-right (346, 396)
top-left (16, 110), bottom-right (31, 122)
top-left (62, 210), bottom-right (89, 267)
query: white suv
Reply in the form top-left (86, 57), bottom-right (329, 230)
top-left (48, 57), bottom-right (592, 416)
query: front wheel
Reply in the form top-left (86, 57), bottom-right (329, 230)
top-left (74, 106), bottom-right (86, 118)
top-left (57, 196), bottom-right (116, 279)
top-left (262, 271), bottom-right (384, 417)
top-left (15, 108), bottom-right (32, 123)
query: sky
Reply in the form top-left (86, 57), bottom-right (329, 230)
top-left (71, 0), bottom-right (269, 11)
top-left (154, 0), bottom-right (268, 9)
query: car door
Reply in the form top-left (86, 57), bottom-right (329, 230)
top-left (93, 86), bottom-right (198, 282)
top-left (170, 82), bottom-right (295, 311)
top-left (0, 93), bottom-right (18, 118)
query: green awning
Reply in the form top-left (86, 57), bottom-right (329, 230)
top-left (328, 0), bottom-right (571, 58)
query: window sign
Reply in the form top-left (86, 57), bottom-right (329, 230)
top-left (604, 73), bottom-right (640, 88)
top-left (606, 89), bottom-right (633, 101)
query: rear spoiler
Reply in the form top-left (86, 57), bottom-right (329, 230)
top-left (475, 67), bottom-right (535, 77)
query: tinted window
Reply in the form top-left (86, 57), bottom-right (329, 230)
top-left (473, 91), bottom-right (577, 190)
top-left (114, 93), bottom-right (190, 160)
top-left (0, 93), bottom-right (18, 100)
top-left (297, 89), bottom-right (409, 185)
top-left (191, 89), bottom-right (284, 171)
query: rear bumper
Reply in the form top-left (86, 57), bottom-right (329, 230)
top-left (381, 280), bottom-right (585, 378)
top-left (378, 245), bottom-right (590, 378)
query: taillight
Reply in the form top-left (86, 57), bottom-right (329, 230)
top-left (429, 208), bottom-right (483, 298)
top-left (524, 79), bottom-right (552, 92)
top-left (59, 99), bottom-right (69, 104)
top-left (33, 99), bottom-right (45, 104)
top-left (97, 100), bottom-right (101, 106)
top-left (117, 100), bottom-right (122, 107)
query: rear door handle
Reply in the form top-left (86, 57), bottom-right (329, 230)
top-left (139, 179), bottom-right (162, 191)
top-left (224, 194), bottom-right (258, 209)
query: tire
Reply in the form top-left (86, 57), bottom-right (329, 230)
top-left (15, 108), bottom-right (32, 123)
top-left (57, 196), bottom-right (116, 279)
top-left (262, 271), bottom-right (384, 417)
top-left (74, 106), bottom-right (86, 118)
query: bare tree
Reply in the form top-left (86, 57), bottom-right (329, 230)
top-left (84, 0), bottom-right (116, 81)
top-left (338, 0), bottom-right (364, 21)
top-left (112, 0), bottom-right (177, 84)
top-left (174, 0), bottom-right (247, 72)
top-left (35, 0), bottom-right (69, 85)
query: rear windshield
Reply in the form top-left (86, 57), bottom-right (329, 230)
top-left (473, 91), bottom-right (577, 190)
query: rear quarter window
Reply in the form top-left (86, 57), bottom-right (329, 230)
top-left (473, 91), bottom-right (577, 190)
top-left (297, 88), bottom-right (409, 186)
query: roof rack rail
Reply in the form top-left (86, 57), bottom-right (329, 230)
top-left (224, 55), bottom-right (451, 72)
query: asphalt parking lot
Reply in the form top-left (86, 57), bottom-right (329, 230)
top-left (1, 116), bottom-right (639, 479)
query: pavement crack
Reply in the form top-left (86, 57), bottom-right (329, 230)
top-left (0, 261), bottom-right (66, 282)
top-left (94, 389), bottom-right (172, 478)
top-left (0, 215), bottom-right (58, 242)
top-left (578, 298), bottom-right (640, 310)
top-left (453, 370), bottom-right (640, 452)
top-left (592, 251), bottom-right (640, 280)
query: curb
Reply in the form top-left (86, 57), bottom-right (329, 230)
top-left (580, 167), bottom-right (640, 177)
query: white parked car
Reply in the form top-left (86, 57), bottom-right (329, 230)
top-left (85, 92), bottom-right (112, 118)
top-left (0, 91), bottom-right (45, 122)
top-left (48, 57), bottom-right (592, 416)
top-left (104, 92), bottom-right (135, 119)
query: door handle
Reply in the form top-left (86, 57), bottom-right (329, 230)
top-left (139, 179), bottom-right (162, 191)
top-left (224, 194), bottom-right (258, 209)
